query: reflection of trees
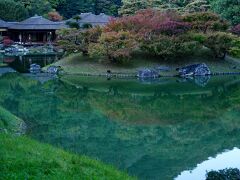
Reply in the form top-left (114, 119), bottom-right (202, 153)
top-left (0, 74), bottom-right (240, 179)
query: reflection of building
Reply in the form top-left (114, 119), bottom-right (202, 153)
top-left (0, 15), bottom-right (66, 44)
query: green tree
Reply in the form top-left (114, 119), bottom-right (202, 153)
top-left (184, 0), bottom-right (210, 13)
top-left (183, 12), bottom-right (229, 33)
top-left (89, 31), bottom-right (137, 62)
top-left (16, 0), bottom-right (53, 17)
top-left (119, 0), bottom-right (173, 16)
top-left (210, 0), bottom-right (240, 25)
top-left (204, 32), bottom-right (234, 59)
top-left (48, 0), bottom-right (66, 9)
top-left (0, 0), bottom-right (28, 21)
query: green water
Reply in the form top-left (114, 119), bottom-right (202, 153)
top-left (1, 73), bottom-right (240, 179)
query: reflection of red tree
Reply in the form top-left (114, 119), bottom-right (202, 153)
top-left (3, 37), bottom-right (14, 46)
top-left (3, 57), bottom-right (15, 63)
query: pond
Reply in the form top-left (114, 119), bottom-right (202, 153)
top-left (0, 73), bottom-right (240, 180)
top-left (0, 53), bottom-right (59, 73)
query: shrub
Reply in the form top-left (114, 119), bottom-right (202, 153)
top-left (229, 37), bottom-right (240, 58)
top-left (66, 21), bottom-right (80, 29)
top-left (140, 34), bottom-right (201, 59)
top-left (3, 37), bottom-right (14, 46)
top-left (204, 32), bottom-right (234, 59)
top-left (56, 28), bottom-right (84, 54)
top-left (88, 43), bottom-right (106, 60)
top-left (97, 31), bottom-right (138, 63)
top-left (82, 23), bottom-right (93, 29)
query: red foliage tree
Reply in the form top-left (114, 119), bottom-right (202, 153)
top-left (48, 11), bottom-right (63, 22)
top-left (105, 9), bottom-right (190, 39)
top-left (3, 37), bottom-right (14, 46)
top-left (231, 24), bottom-right (240, 36)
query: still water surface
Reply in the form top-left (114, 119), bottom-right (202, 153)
top-left (1, 73), bottom-right (240, 179)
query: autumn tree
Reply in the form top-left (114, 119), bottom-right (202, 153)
top-left (89, 31), bottom-right (137, 62)
top-left (48, 11), bottom-right (63, 21)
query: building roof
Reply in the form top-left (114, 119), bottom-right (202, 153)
top-left (68, 13), bottom-right (112, 27)
top-left (0, 19), bottom-right (8, 28)
top-left (8, 15), bottom-right (66, 30)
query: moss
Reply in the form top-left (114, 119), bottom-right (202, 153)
top-left (0, 133), bottom-right (134, 180)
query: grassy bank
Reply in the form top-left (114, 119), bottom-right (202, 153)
top-left (0, 106), bottom-right (25, 134)
top-left (0, 102), bottom-right (133, 179)
top-left (44, 53), bottom-right (240, 76)
top-left (0, 133), bottom-right (133, 180)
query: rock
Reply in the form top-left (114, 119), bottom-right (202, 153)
top-left (194, 75), bottom-right (210, 87)
top-left (177, 63), bottom-right (211, 77)
top-left (137, 68), bottom-right (159, 78)
top-left (47, 66), bottom-right (62, 74)
top-left (29, 64), bottom-right (41, 74)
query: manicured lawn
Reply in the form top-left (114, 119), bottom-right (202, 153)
top-left (0, 133), bottom-right (134, 180)
top-left (0, 104), bottom-right (133, 180)
top-left (45, 53), bottom-right (240, 76)
top-left (0, 106), bottom-right (25, 134)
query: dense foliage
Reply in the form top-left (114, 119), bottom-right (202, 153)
top-left (57, 0), bottom-right (122, 18)
top-left (0, 0), bottom-right (239, 25)
top-left (0, 0), bottom-right (28, 21)
top-left (210, 0), bottom-right (240, 25)
top-left (57, 9), bottom-right (240, 62)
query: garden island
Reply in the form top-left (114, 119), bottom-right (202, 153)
top-left (1, 0), bottom-right (240, 179)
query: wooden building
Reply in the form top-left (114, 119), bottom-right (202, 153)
top-left (0, 15), bottom-right (66, 44)
top-left (0, 19), bottom-right (8, 36)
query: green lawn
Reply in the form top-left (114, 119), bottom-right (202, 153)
top-left (45, 53), bottom-right (240, 76)
top-left (0, 106), bottom-right (25, 134)
top-left (0, 102), bottom-right (133, 179)
top-left (0, 133), bottom-right (133, 180)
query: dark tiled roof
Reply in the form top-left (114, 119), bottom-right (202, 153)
top-left (0, 19), bottom-right (8, 28)
top-left (8, 15), bottom-right (66, 30)
top-left (68, 13), bottom-right (112, 27)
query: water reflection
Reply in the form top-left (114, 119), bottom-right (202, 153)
top-left (0, 54), bottom-right (59, 73)
top-left (176, 148), bottom-right (240, 180)
top-left (0, 74), bottom-right (240, 179)
top-left (139, 75), bottom-right (211, 87)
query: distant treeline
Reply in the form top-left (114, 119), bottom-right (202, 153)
top-left (0, 0), bottom-right (239, 25)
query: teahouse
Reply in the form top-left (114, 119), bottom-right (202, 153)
top-left (7, 15), bottom-right (66, 44)
top-left (0, 13), bottom-right (112, 44)
top-left (0, 19), bottom-right (8, 36)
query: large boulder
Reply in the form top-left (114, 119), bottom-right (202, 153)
top-left (177, 63), bottom-right (211, 77)
top-left (137, 68), bottom-right (159, 78)
top-left (29, 64), bottom-right (41, 74)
